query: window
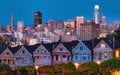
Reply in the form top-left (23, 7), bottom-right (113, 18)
top-left (67, 56), bottom-right (69, 61)
top-left (60, 48), bottom-right (63, 51)
top-left (56, 55), bottom-right (58, 61)
top-left (104, 52), bottom-right (108, 58)
top-left (40, 49), bottom-right (44, 53)
top-left (6, 52), bottom-right (9, 55)
top-left (101, 43), bottom-right (105, 48)
top-left (115, 50), bottom-right (119, 58)
top-left (80, 45), bottom-right (83, 50)
top-left (63, 55), bottom-right (66, 58)
top-left (21, 50), bottom-right (25, 54)
top-left (83, 54), bottom-right (87, 60)
top-left (75, 55), bottom-right (78, 60)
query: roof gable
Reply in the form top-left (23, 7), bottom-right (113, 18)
top-left (72, 41), bottom-right (91, 53)
top-left (0, 47), bottom-right (14, 57)
top-left (52, 43), bottom-right (70, 54)
top-left (15, 46), bottom-right (32, 56)
top-left (93, 40), bottom-right (112, 51)
top-left (33, 44), bottom-right (50, 54)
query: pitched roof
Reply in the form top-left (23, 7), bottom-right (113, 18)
top-left (0, 43), bottom-right (8, 54)
top-left (8, 45), bottom-right (22, 54)
top-left (24, 44), bottom-right (40, 54)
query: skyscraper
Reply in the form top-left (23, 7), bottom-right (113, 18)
top-left (17, 21), bottom-right (24, 32)
top-left (11, 13), bottom-right (14, 31)
top-left (34, 11), bottom-right (42, 27)
top-left (94, 5), bottom-right (100, 24)
top-left (76, 16), bottom-right (84, 39)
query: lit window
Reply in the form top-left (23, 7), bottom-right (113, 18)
top-left (101, 43), bottom-right (105, 48)
top-left (115, 50), bottom-right (119, 58)
top-left (104, 52), bottom-right (108, 58)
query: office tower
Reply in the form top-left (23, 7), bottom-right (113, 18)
top-left (6, 25), bottom-right (11, 32)
top-left (101, 16), bottom-right (106, 25)
top-left (11, 13), bottom-right (14, 31)
top-left (76, 16), bottom-right (84, 39)
top-left (69, 20), bottom-right (76, 33)
top-left (114, 21), bottom-right (120, 30)
top-left (100, 16), bottom-right (107, 37)
top-left (34, 11), bottom-right (42, 27)
top-left (56, 20), bottom-right (64, 29)
top-left (48, 19), bottom-right (55, 32)
top-left (80, 20), bottom-right (100, 41)
top-left (94, 5), bottom-right (100, 24)
top-left (17, 21), bottom-right (24, 32)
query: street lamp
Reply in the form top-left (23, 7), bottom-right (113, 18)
top-left (96, 60), bottom-right (101, 75)
top-left (35, 66), bottom-right (39, 75)
top-left (74, 62), bottom-right (79, 69)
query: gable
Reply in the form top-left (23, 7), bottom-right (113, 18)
top-left (0, 48), bottom-right (14, 57)
top-left (72, 41), bottom-right (91, 53)
top-left (52, 43), bottom-right (70, 53)
top-left (33, 44), bottom-right (50, 54)
top-left (93, 40), bottom-right (112, 51)
top-left (15, 46), bottom-right (32, 56)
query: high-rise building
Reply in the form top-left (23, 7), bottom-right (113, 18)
top-left (76, 16), bottom-right (84, 39)
top-left (80, 20), bottom-right (100, 41)
top-left (101, 16), bottom-right (106, 25)
top-left (34, 11), bottom-right (42, 27)
top-left (17, 21), bottom-right (24, 32)
top-left (11, 13), bottom-right (14, 31)
top-left (94, 5), bottom-right (100, 24)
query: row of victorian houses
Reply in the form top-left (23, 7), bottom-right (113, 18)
top-left (0, 39), bottom-right (120, 69)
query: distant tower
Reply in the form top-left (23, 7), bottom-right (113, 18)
top-left (94, 5), bottom-right (100, 24)
top-left (101, 16), bottom-right (106, 25)
top-left (17, 21), bottom-right (24, 32)
top-left (34, 11), bottom-right (42, 27)
top-left (76, 16), bottom-right (84, 39)
top-left (11, 13), bottom-right (14, 31)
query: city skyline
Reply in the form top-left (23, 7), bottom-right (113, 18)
top-left (0, 0), bottom-right (120, 27)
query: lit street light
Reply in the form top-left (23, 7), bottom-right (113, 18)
top-left (35, 65), bottom-right (39, 75)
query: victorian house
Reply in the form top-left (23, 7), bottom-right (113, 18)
top-left (52, 42), bottom-right (72, 65)
top-left (93, 40), bottom-right (113, 63)
top-left (33, 43), bottom-right (52, 66)
top-left (72, 40), bottom-right (92, 64)
top-left (15, 45), bottom-right (34, 67)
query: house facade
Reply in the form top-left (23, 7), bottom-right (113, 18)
top-left (52, 43), bottom-right (71, 65)
top-left (72, 41), bottom-right (92, 64)
top-left (0, 47), bottom-right (16, 68)
top-left (93, 40), bottom-right (113, 63)
top-left (33, 44), bottom-right (51, 66)
top-left (15, 46), bottom-right (33, 67)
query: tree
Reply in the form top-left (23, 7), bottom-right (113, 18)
top-left (24, 66), bottom-right (36, 75)
top-left (99, 58), bottom-right (120, 74)
top-left (114, 28), bottom-right (120, 43)
top-left (77, 61), bottom-right (99, 75)
top-left (0, 63), bottom-right (12, 75)
top-left (39, 65), bottom-right (55, 75)
top-left (0, 36), bottom-right (3, 43)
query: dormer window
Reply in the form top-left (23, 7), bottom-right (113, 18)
top-left (6, 52), bottom-right (9, 55)
top-left (60, 48), bottom-right (63, 51)
top-left (101, 43), bottom-right (105, 48)
top-left (21, 50), bottom-right (25, 54)
top-left (80, 45), bottom-right (83, 50)
top-left (40, 49), bottom-right (44, 53)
